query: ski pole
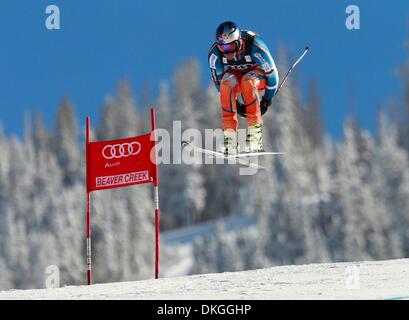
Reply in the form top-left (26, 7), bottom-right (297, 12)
top-left (275, 46), bottom-right (310, 95)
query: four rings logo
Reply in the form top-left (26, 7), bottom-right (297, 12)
top-left (102, 142), bottom-right (142, 160)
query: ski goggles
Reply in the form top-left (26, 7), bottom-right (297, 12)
top-left (217, 41), bottom-right (239, 54)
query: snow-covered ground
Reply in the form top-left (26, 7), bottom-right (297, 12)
top-left (1, 258), bottom-right (409, 300)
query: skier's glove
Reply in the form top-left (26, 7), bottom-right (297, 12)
top-left (260, 97), bottom-right (272, 116)
top-left (237, 101), bottom-right (247, 118)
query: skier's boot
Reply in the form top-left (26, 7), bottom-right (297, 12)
top-left (245, 124), bottom-right (264, 153)
top-left (222, 130), bottom-right (239, 155)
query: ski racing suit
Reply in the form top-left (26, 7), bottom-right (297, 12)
top-left (208, 30), bottom-right (279, 131)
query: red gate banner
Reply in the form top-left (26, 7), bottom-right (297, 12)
top-left (86, 133), bottom-right (156, 192)
top-left (85, 108), bottom-right (160, 285)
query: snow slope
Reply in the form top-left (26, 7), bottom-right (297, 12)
top-left (1, 259), bottom-right (409, 300)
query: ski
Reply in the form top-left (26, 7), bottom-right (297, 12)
top-left (182, 141), bottom-right (264, 169)
top-left (224, 151), bottom-right (287, 158)
top-left (181, 141), bottom-right (286, 169)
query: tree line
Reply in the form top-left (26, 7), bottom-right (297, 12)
top-left (0, 47), bottom-right (409, 289)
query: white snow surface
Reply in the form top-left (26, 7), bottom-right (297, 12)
top-left (1, 259), bottom-right (408, 300)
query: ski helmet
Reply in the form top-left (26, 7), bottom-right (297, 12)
top-left (215, 21), bottom-right (241, 54)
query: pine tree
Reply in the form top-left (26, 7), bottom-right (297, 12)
top-left (304, 79), bottom-right (324, 148)
top-left (98, 81), bottom-right (140, 140)
top-left (54, 97), bottom-right (80, 185)
top-left (376, 111), bottom-right (409, 256)
top-left (156, 80), bottom-right (172, 131)
top-left (165, 60), bottom-right (206, 226)
top-left (33, 112), bottom-right (51, 154)
top-left (0, 125), bottom-right (10, 205)
top-left (399, 42), bottom-right (409, 152)
top-left (336, 117), bottom-right (387, 261)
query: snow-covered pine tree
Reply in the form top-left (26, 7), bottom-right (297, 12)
top-left (375, 111), bottom-right (409, 256)
top-left (165, 60), bottom-right (206, 226)
top-left (98, 81), bottom-right (140, 140)
top-left (54, 98), bottom-right (80, 185)
top-left (335, 117), bottom-right (386, 261)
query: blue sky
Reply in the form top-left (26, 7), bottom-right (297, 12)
top-left (0, 0), bottom-right (408, 139)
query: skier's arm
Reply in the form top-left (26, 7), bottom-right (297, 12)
top-left (208, 44), bottom-right (224, 92)
top-left (251, 37), bottom-right (279, 101)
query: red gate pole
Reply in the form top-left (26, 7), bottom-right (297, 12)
top-left (86, 117), bottom-right (92, 285)
top-left (150, 108), bottom-right (160, 279)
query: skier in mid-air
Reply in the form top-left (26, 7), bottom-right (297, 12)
top-left (208, 21), bottom-right (279, 155)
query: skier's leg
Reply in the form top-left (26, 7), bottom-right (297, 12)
top-left (240, 70), bottom-right (266, 152)
top-left (240, 70), bottom-right (266, 127)
top-left (220, 72), bottom-right (240, 131)
top-left (220, 72), bottom-right (241, 154)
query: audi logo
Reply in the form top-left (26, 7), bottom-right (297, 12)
top-left (102, 142), bottom-right (141, 159)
